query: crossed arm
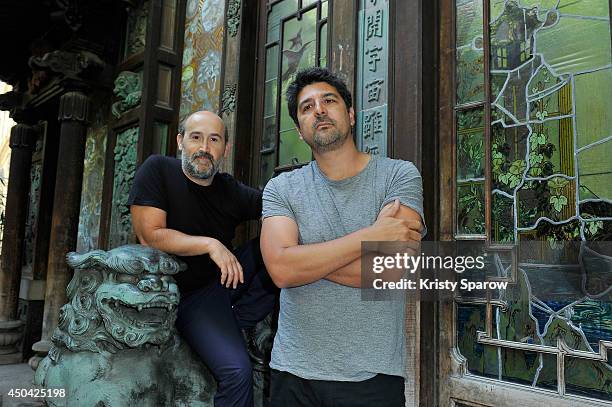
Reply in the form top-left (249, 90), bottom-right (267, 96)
top-left (130, 205), bottom-right (245, 288)
top-left (260, 200), bottom-right (423, 288)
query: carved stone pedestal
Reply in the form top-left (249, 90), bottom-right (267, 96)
top-left (0, 320), bottom-right (24, 364)
top-left (29, 339), bottom-right (51, 370)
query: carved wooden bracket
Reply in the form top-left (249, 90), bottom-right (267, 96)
top-left (29, 50), bottom-right (104, 78)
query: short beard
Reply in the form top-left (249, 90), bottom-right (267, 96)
top-left (181, 150), bottom-right (221, 180)
top-left (309, 117), bottom-right (349, 153)
top-left (311, 130), bottom-right (348, 153)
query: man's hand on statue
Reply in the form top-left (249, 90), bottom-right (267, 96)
top-left (207, 239), bottom-right (244, 289)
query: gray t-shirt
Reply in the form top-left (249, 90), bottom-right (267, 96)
top-left (262, 156), bottom-right (425, 381)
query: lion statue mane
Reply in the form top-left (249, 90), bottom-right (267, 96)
top-left (34, 245), bottom-right (216, 406)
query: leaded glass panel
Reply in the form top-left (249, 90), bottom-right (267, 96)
top-left (453, 0), bottom-right (612, 401)
top-left (456, 0), bottom-right (485, 105)
top-left (279, 8), bottom-right (319, 165)
top-left (457, 108), bottom-right (486, 235)
top-left (258, 0), bottom-right (329, 187)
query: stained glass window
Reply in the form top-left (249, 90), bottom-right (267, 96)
top-left (258, 0), bottom-right (329, 188)
top-left (454, 0), bottom-right (612, 401)
top-left (180, 0), bottom-right (225, 120)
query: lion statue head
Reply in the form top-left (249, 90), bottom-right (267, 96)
top-left (50, 245), bottom-right (185, 358)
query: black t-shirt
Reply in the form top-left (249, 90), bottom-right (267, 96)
top-left (127, 155), bottom-right (262, 294)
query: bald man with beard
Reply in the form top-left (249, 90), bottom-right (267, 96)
top-left (128, 111), bottom-right (277, 407)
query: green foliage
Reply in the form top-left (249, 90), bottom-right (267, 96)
top-left (458, 183), bottom-right (485, 234)
top-left (458, 131), bottom-right (484, 178)
top-left (549, 194), bottom-right (568, 212)
top-left (492, 195), bottom-right (514, 243)
top-left (536, 219), bottom-right (581, 241)
top-left (498, 159), bottom-right (526, 188)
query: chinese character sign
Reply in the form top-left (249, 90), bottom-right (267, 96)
top-left (357, 0), bottom-right (388, 156)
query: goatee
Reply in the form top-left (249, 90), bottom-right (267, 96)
top-left (181, 150), bottom-right (221, 180)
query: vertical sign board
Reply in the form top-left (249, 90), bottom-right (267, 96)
top-left (356, 0), bottom-right (389, 156)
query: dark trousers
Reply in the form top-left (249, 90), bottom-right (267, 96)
top-left (176, 238), bottom-right (277, 407)
top-left (270, 369), bottom-right (406, 407)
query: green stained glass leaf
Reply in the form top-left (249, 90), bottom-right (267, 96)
top-left (457, 108), bottom-right (485, 179)
top-left (457, 182), bottom-right (486, 235)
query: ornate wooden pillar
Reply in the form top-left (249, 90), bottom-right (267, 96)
top-left (31, 90), bottom-right (90, 363)
top-left (0, 122), bottom-right (37, 364)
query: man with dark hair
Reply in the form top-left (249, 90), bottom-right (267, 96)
top-left (128, 110), bottom-right (277, 407)
top-left (261, 67), bottom-right (425, 406)
top-left (285, 67), bottom-right (354, 126)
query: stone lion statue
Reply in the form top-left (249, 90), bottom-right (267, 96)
top-left (111, 71), bottom-right (142, 118)
top-left (34, 245), bottom-right (216, 406)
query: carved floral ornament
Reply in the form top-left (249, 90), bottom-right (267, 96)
top-left (226, 0), bottom-right (241, 37)
top-left (220, 83), bottom-right (237, 115)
